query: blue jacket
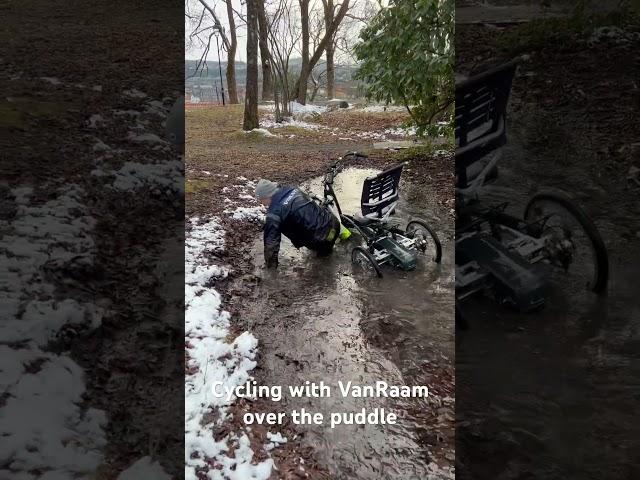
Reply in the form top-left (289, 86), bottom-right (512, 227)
top-left (264, 186), bottom-right (338, 267)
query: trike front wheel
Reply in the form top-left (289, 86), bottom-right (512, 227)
top-left (406, 220), bottom-right (442, 263)
top-left (524, 189), bottom-right (608, 293)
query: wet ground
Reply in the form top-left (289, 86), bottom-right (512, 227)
top-left (238, 169), bottom-right (455, 479)
top-left (456, 110), bottom-right (640, 478)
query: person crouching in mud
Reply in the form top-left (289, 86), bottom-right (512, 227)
top-left (255, 179), bottom-right (349, 268)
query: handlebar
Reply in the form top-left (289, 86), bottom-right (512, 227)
top-left (343, 151), bottom-right (368, 161)
top-left (324, 151), bottom-right (369, 185)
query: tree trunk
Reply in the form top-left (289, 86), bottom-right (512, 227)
top-left (295, 0), bottom-right (349, 104)
top-left (296, 0), bottom-right (311, 105)
top-left (243, 0), bottom-right (259, 130)
top-left (225, 0), bottom-right (239, 104)
top-left (325, 41), bottom-right (335, 99)
top-left (324, 0), bottom-right (335, 99)
top-left (257, 0), bottom-right (274, 101)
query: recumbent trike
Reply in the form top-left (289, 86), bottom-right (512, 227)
top-left (455, 59), bottom-right (608, 313)
top-left (312, 152), bottom-right (442, 277)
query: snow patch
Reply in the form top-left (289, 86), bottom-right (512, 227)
top-left (122, 88), bottom-right (147, 99)
top-left (117, 456), bottom-right (171, 480)
top-left (0, 186), bottom-right (106, 478)
top-left (40, 77), bottom-right (62, 85)
top-left (290, 102), bottom-right (327, 114)
top-left (361, 105), bottom-right (406, 113)
top-left (127, 131), bottom-right (167, 144)
top-left (185, 218), bottom-right (274, 480)
top-left (246, 128), bottom-right (278, 138)
top-left (261, 116), bottom-right (326, 132)
top-left (87, 114), bottom-right (104, 128)
top-left (98, 160), bottom-right (184, 194)
top-left (589, 26), bottom-right (640, 45)
top-left (226, 205), bottom-right (266, 222)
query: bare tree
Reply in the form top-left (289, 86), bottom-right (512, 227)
top-left (294, 0), bottom-right (350, 104)
top-left (223, 0), bottom-right (240, 104)
top-left (191, 0), bottom-right (240, 104)
top-left (257, 0), bottom-right (274, 101)
top-left (309, 69), bottom-right (327, 101)
top-left (243, 0), bottom-right (260, 130)
top-left (265, 0), bottom-right (301, 118)
top-left (322, 0), bottom-right (336, 99)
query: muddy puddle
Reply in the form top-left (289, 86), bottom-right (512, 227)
top-left (456, 117), bottom-right (640, 478)
top-left (242, 168), bottom-right (454, 479)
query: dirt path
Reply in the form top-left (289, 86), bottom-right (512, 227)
top-left (243, 171), bottom-right (454, 479)
top-left (187, 105), bottom-right (455, 478)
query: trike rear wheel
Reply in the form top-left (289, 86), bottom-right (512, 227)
top-left (406, 220), bottom-right (442, 263)
top-left (524, 189), bottom-right (608, 293)
top-left (351, 247), bottom-right (383, 278)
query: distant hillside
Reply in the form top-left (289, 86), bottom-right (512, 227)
top-left (185, 58), bottom-right (363, 100)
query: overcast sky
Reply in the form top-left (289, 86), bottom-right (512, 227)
top-left (185, 0), bottom-right (248, 62)
top-left (185, 0), bottom-right (380, 63)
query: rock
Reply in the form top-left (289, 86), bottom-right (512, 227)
top-left (326, 99), bottom-right (349, 110)
top-left (293, 111), bottom-right (320, 122)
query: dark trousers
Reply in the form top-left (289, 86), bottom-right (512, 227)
top-left (315, 215), bottom-right (340, 257)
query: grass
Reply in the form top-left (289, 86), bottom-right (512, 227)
top-left (0, 98), bottom-right (75, 129)
top-left (187, 104), bottom-right (326, 143)
top-left (276, 125), bottom-right (322, 137)
top-left (185, 178), bottom-right (214, 194)
top-left (186, 105), bottom-right (244, 140)
top-left (0, 103), bottom-right (25, 128)
top-left (396, 138), bottom-right (454, 162)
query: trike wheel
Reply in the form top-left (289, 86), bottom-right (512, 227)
top-left (406, 220), bottom-right (442, 263)
top-left (351, 247), bottom-right (382, 278)
top-left (524, 189), bottom-right (608, 293)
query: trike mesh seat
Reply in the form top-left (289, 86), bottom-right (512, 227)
top-left (455, 59), bottom-right (518, 187)
top-left (360, 164), bottom-right (404, 219)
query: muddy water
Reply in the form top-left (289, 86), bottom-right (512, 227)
top-left (244, 169), bottom-right (454, 479)
top-left (456, 115), bottom-right (640, 479)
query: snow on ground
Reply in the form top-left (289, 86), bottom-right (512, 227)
top-left (246, 128), bottom-right (279, 138)
top-left (117, 456), bottom-right (172, 480)
top-left (589, 25), bottom-right (640, 45)
top-left (259, 101), bottom-right (328, 115)
top-left (1, 79), bottom-right (180, 477)
top-left (185, 217), bottom-right (278, 480)
top-left (348, 125), bottom-right (417, 140)
top-left (89, 95), bottom-right (184, 194)
top-left (0, 186), bottom-right (107, 479)
top-left (290, 101), bottom-right (327, 114)
top-left (361, 105), bottom-right (407, 113)
top-left (260, 115), bottom-right (328, 132)
top-left (122, 88), bottom-right (147, 99)
top-left (109, 160), bottom-right (183, 193)
top-left (220, 180), bottom-right (264, 222)
top-left (226, 205), bottom-right (266, 222)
